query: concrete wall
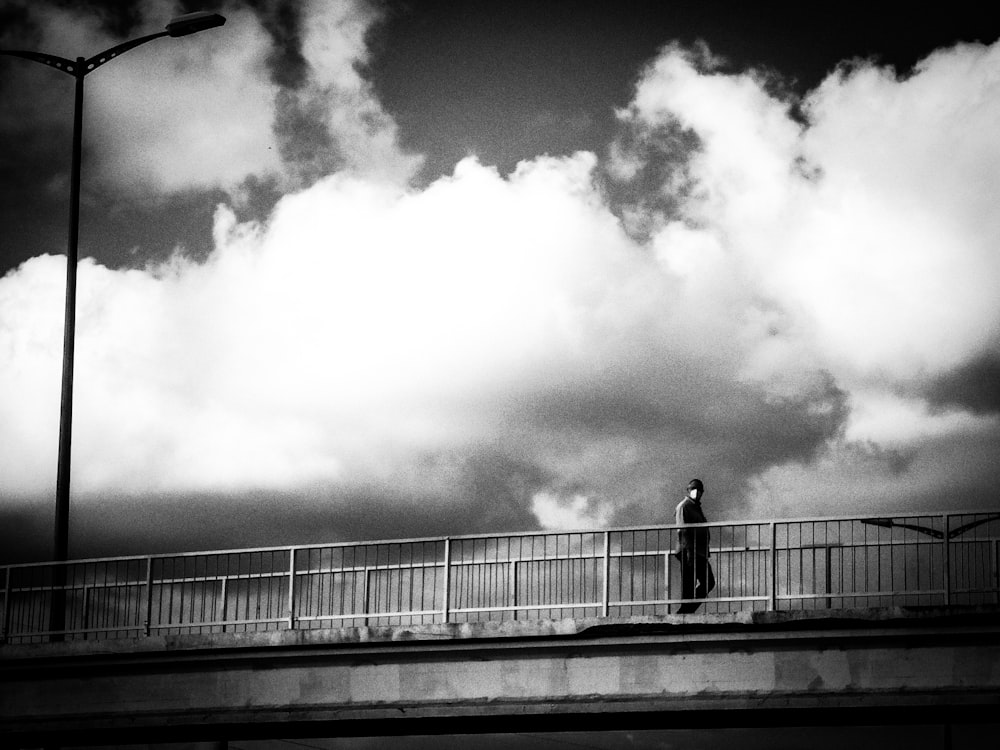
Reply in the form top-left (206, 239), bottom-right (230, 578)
top-left (2, 608), bottom-right (998, 744)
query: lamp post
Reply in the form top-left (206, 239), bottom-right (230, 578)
top-left (1, 11), bottom-right (224, 635)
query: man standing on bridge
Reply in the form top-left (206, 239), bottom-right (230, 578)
top-left (675, 478), bottom-right (715, 614)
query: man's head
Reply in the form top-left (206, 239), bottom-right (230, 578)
top-left (687, 478), bottom-right (704, 500)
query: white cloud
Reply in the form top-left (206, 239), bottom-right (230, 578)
top-left (618, 41), bottom-right (1000, 438)
top-left (844, 390), bottom-right (998, 446)
top-left (0, 153), bottom-right (669, 500)
top-left (297, 0), bottom-right (422, 183)
top-left (789, 43), bottom-right (1000, 379)
top-left (532, 492), bottom-right (611, 531)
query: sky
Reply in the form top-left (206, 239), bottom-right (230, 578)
top-left (1, 0), bottom-right (999, 563)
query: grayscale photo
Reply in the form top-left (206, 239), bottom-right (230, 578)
top-left (1, 1), bottom-right (998, 747)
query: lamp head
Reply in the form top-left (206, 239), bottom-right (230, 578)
top-left (166, 11), bottom-right (226, 37)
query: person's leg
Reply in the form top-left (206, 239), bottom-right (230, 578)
top-left (693, 555), bottom-right (711, 600)
top-left (677, 550), bottom-right (699, 614)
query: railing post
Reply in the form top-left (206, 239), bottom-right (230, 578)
top-left (442, 537), bottom-right (451, 623)
top-left (943, 513), bottom-right (951, 607)
top-left (287, 548), bottom-right (296, 629)
top-left (824, 545), bottom-right (833, 610)
top-left (510, 559), bottom-right (518, 620)
top-left (219, 577), bottom-right (229, 630)
top-left (363, 568), bottom-right (371, 627)
top-left (82, 585), bottom-right (91, 638)
top-left (601, 531), bottom-right (611, 618)
top-left (769, 522), bottom-right (778, 611)
top-left (663, 552), bottom-right (672, 614)
top-left (2, 566), bottom-right (10, 644)
top-left (143, 556), bottom-right (153, 637)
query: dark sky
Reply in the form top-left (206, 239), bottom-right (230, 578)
top-left (367, 2), bottom-right (1000, 177)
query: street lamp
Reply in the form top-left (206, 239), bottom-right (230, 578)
top-left (1, 11), bottom-right (226, 567)
top-left (860, 514), bottom-right (1000, 539)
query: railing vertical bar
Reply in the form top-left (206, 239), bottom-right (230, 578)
top-left (797, 526), bottom-right (804, 610)
top-left (287, 548), bottom-right (296, 630)
top-left (442, 537), bottom-right (452, 623)
top-left (109, 564), bottom-right (117, 636)
top-left (362, 567), bottom-right (371, 627)
top-left (601, 531), bottom-right (610, 618)
top-left (888, 521), bottom-right (895, 607)
top-left (219, 576), bottom-right (228, 630)
top-left (128, 562), bottom-right (138, 636)
top-left (943, 514), bottom-right (951, 607)
top-left (407, 544), bottom-right (416, 626)
top-left (143, 557), bottom-right (153, 637)
top-left (310, 549), bottom-right (319, 628)
top-left (510, 559), bottom-right (518, 621)
top-left (663, 551), bottom-right (672, 612)
top-left (838, 535), bottom-right (846, 610)
top-left (342, 549), bottom-right (351, 626)
top-left (769, 522), bottom-right (778, 611)
top-left (876, 521), bottom-right (883, 608)
top-left (81, 584), bottom-right (91, 639)
top-left (825, 545), bottom-right (832, 610)
top-left (358, 548), bottom-right (366, 627)
top-left (2, 566), bottom-right (10, 643)
top-left (197, 560), bottom-right (207, 633)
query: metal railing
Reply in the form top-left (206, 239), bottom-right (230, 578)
top-left (1, 510), bottom-right (998, 644)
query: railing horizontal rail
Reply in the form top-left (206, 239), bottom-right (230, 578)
top-left (149, 617), bottom-right (284, 630)
top-left (3, 510), bottom-right (997, 644)
top-left (777, 589), bottom-right (947, 600)
top-left (298, 610), bottom-right (443, 622)
top-left (5, 509), bottom-right (992, 569)
top-left (452, 602), bottom-right (602, 614)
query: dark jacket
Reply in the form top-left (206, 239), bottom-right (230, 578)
top-left (675, 497), bottom-right (710, 557)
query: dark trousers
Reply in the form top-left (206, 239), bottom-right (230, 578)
top-left (676, 550), bottom-right (715, 614)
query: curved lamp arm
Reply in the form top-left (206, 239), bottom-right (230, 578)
top-left (0, 49), bottom-right (77, 75)
top-left (1, 11), bottom-right (224, 77)
top-left (82, 31), bottom-right (168, 75)
top-left (1, 34), bottom-right (169, 78)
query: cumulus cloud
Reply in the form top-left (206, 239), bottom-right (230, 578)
top-left (2, 32), bottom-right (1000, 560)
top-left (0, 148), bottom-right (849, 546)
top-left (616, 41), bottom-right (1000, 392)
top-left (609, 40), bottom-right (1000, 515)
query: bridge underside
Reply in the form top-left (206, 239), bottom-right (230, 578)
top-left (2, 607), bottom-right (998, 745)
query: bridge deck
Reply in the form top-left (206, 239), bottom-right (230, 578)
top-left (2, 606), bottom-right (999, 744)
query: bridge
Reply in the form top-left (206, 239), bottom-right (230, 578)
top-left (1, 510), bottom-right (999, 744)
